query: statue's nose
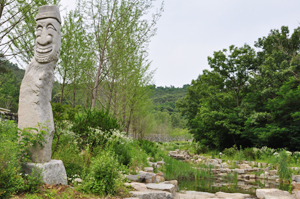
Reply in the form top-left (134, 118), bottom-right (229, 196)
top-left (37, 31), bottom-right (52, 46)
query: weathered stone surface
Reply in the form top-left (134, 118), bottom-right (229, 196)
top-left (154, 175), bottom-right (165, 183)
top-left (293, 175), bottom-right (300, 182)
top-left (164, 180), bottom-right (178, 191)
top-left (256, 188), bottom-right (295, 199)
top-left (233, 169), bottom-right (245, 174)
top-left (130, 191), bottom-right (173, 199)
top-left (157, 161), bottom-right (165, 166)
top-left (123, 198), bottom-right (140, 199)
top-left (18, 5), bottom-right (61, 163)
top-left (270, 170), bottom-right (277, 175)
top-left (138, 171), bottom-right (156, 183)
top-left (125, 182), bottom-right (148, 191)
top-left (22, 160), bottom-right (67, 185)
top-left (127, 174), bottom-right (139, 182)
top-left (215, 191), bottom-right (251, 199)
top-left (184, 191), bottom-right (215, 197)
top-left (291, 182), bottom-right (300, 190)
top-left (144, 167), bottom-right (154, 173)
top-left (146, 183), bottom-right (176, 194)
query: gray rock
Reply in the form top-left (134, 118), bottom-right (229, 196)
top-left (22, 160), bottom-right (67, 185)
top-left (138, 171), bottom-right (156, 183)
top-left (144, 167), bottom-right (153, 173)
top-left (215, 191), bottom-right (251, 199)
top-left (293, 175), bottom-right (300, 182)
top-left (233, 169), bottom-right (245, 174)
top-left (183, 191), bottom-right (215, 197)
top-left (164, 180), bottom-right (178, 191)
top-left (157, 161), bottom-right (165, 166)
top-left (130, 191), bottom-right (173, 199)
top-left (146, 183), bottom-right (176, 194)
top-left (256, 188), bottom-right (295, 199)
top-left (125, 182), bottom-right (148, 191)
top-left (126, 174), bottom-right (139, 182)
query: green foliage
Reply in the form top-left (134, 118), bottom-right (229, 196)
top-left (178, 26), bottom-right (300, 151)
top-left (164, 156), bottom-right (212, 180)
top-left (71, 109), bottom-right (121, 150)
top-left (274, 151), bottom-right (293, 182)
top-left (193, 142), bottom-right (209, 154)
top-left (0, 60), bottom-right (23, 112)
top-left (139, 140), bottom-right (157, 156)
top-left (0, 120), bottom-right (44, 198)
top-left (81, 150), bottom-right (123, 196)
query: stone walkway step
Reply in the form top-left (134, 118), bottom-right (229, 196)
top-left (130, 190), bottom-right (173, 199)
top-left (174, 191), bottom-right (255, 199)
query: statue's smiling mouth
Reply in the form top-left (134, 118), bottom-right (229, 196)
top-left (36, 46), bottom-right (53, 54)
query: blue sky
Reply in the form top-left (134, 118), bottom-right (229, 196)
top-left (61, 0), bottom-right (300, 87)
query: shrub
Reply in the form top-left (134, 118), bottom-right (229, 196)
top-left (193, 142), bottom-right (209, 154)
top-left (71, 109), bottom-right (121, 151)
top-left (223, 145), bottom-right (237, 157)
top-left (0, 120), bottom-right (43, 198)
top-left (82, 150), bottom-right (123, 196)
top-left (243, 148), bottom-right (255, 160)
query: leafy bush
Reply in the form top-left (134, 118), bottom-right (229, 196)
top-left (81, 150), bottom-right (123, 196)
top-left (223, 145), bottom-right (237, 157)
top-left (0, 120), bottom-right (43, 198)
top-left (193, 142), bottom-right (209, 154)
top-left (243, 148), bottom-right (255, 160)
top-left (71, 109), bottom-right (121, 150)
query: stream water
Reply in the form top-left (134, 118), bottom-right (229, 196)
top-left (178, 176), bottom-right (291, 196)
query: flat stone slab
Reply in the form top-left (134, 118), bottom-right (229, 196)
top-left (130, 191), bottom-right (173, 199)
top-left (125, 182), bottom-right (148, 191)
top-left (215, 191), bottom-right (252, 199)
top-left (144, 167), bottom-right (154, 172)
top-left (175, 191), bottom-right (215, 199)
top-left (256, 188), bottom-right (295, 199)
top-left (146, 183), bottom-right (176, 194)
top-left (22, 159), bottom-right (67, 185)
top-left (175, 191), bottom-right (255, 199)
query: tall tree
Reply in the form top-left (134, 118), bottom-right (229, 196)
top-left (83, 0), bottom-right (163, 108)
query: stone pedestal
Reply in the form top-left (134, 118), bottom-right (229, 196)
top-left (23, 160), bottom-right (67, 185)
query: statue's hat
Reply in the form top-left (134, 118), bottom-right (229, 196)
top-left (36, 5), bottom-right (61, 24)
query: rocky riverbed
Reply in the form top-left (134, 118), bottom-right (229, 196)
top-left (124, 150), bottom-right (300, 199)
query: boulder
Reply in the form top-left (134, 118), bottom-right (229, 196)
top-left (126, 174), bottom-right (139, 182)
top-left (175, 191), bottom-right (215, 199)
top-left (130, 191), bottom-right (173, 199)
top-left (256, 188), bottom-right (295, 199)
top-left (293, 175), bottom-right (300, 182)
top-left (154, 175), bottom-right (165, 183)
top-left (146, 183), bottom-right (176, 194)
top-left (144, 167), bottom-right (154, 173)
top-left (291, 182), bottom-right (300, 190)
top-left (125, 182), bottom-right (148, 191)
top-left (138, 171), bottom-right (157, 183)
top-left (215, 191), bottom-right (251, 199)
top-left (233, 169), bottom-right (245, 174)
top-left (164, 180), bottom-right (178, 191)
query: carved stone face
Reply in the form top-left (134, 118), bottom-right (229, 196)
top-left (35, 18), bottom-right (61, 63)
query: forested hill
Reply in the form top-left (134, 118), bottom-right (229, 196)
top-left (0, 59), bottom-right (25, 112)
top-left (150, 84), bottom-right (190, 113)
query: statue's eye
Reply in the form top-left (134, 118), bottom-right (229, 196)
top-left (36, 26), bottom-right (42, 32)
top-left (47, 24), bottom-right (56, 30)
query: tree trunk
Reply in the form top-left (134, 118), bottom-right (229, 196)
top-left (59, 70), bottom-right (67, 104)
top-left (91, 59), bottom-right (103, 109)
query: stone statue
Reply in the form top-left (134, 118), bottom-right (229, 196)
top-left (19, 5), bottom-right (67, 185)
top-left (18, 5), bottom-right (61, 163)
